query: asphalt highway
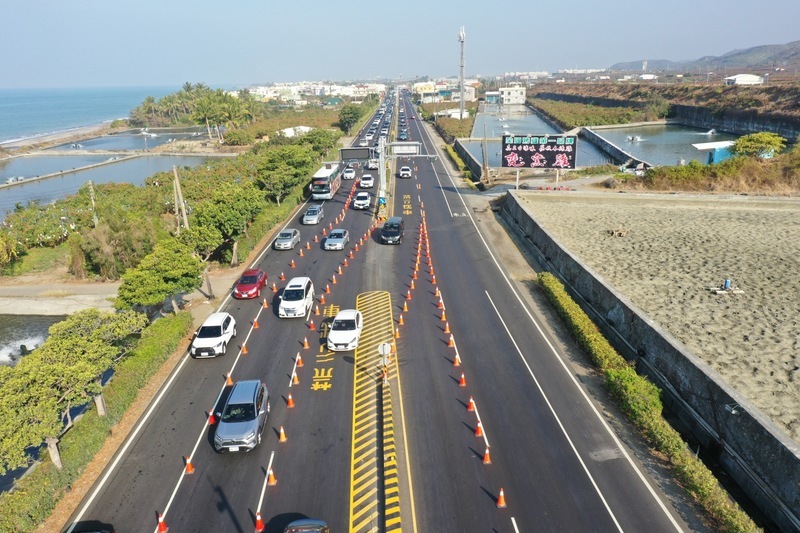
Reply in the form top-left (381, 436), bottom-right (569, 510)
top-left (63, 93), bottom-right (691, 533)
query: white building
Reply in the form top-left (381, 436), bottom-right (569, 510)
top-left (724, 74), bottom-right (765, 86)
top-left (499, 85), bottom-right (526, 105)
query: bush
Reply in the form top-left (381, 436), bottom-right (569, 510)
top-left (223, 130), bottom-right (255, 146)
top-left (536, 272), bottom-right (758, 532)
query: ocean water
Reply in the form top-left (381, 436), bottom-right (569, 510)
top-left (0, 86), bottom-right (177, 145)
top-left (0, 314), bottom-right (65, 366)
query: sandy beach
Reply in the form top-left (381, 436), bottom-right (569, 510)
top-left (0, 123), bottom-right (111, 152)
top-left (515, 191), bottom-right (800, 443)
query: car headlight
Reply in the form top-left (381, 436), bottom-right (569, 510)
top-left (213, 340), bottom-right (224, 349)
top-left (243, 430), bottom-right (256, 443)
top-left (214, 434), bottom-right (223, 445)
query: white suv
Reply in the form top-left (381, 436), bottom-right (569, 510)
top-left (398, 166), bottom-right (412, 178)
top-left (342, 167), bottom-right (356, 180)
top-left (191, 312), bottom-right (237, 358)
top-left (279, 277), bottom-right (315, 318)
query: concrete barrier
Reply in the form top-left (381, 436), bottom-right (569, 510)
top-left (500, 191), bottom-right (800, 532)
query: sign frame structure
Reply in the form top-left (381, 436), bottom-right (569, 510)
top-left (339, 147), bottom-right (373, 161)
top-left (501, 134), bottom-right (577, 170)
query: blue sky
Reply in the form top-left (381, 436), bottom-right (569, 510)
top-left (2, 0), bottom-right (799, 89)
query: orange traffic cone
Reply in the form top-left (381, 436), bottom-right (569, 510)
top-left (267, 467), bottom-right (278, 486)
top-left (356, 242), bottom-right (361, 250)
top-left (309, 319), bottom-right (316, 331)
top-left (184, 456), bottom-right (195, 475)
top-left (292, 371), bottom-right (299, 385)
top-left (299, 248), bottom-right (304, 257)
top-left (255, 511), bottom-right (266, 532)
top-left (349, 249), bottom-right (354, 259)
top-left (303, 337), bottom-right (309, 349)
top-left (398, 313), bottom-right (404, 326)
top-left (459, 372), bottom-right (467, 388)
top-left (272, 282), bottom-right (278, 292)
top-left (496, 488), bottom-right (507, 508)
top-left (403, 300), bottom-right (408, 312)
top-left (437, 298), bottom-right (444, 310)
top-left (262, 298), bottom-right (268, 309)
top-left (406, 289), bottom-right (412, 300)
top-left (411, 279), bottom-right (416, 290)
top-left (322, 227), bottom-right (327, 236)
top-left (394, 327), bottom-right (400, 339)
top-left (291, 259), bottom-right (296, 268)
top-left (434, 286), bottom-right (440, 298)
top-left (306, 241), bottom-right (311, 249)
top-left (320, 293), bottom-right (327, 304)
top-left (332, 274), bottom-right (338, 284)
top-left (483, 446), bottom-right (492, 465)
top-left (242, 344), bottom-right (248, 355)
top-left (253, 320), bottom-right (259, 329)
top-left (287, 393), bottom-right (295, 408)
top-left (467, 396), bottom-right (475, 412)
top-left (432, 274), bottom-right (437, 285)
top-left (325, 283), bottom-right (331, 294)
top-left (430, 265), bottom-right (435, 276)
top-left (337, 265), bottom-right (343, 275)
top-left (444, 321), bottom-right (451, 334)
top-left (441, 310), bottom-right (447, 321)
top-left (280, 272), bottom-right (286, 281)
top-left (329, 222), bottom-right (333, 230)
top-left (315, 304), bottom-right (320, 316)
top-left (475, 420), bottom-right (484, 437)
top-left (314, 234), bottom-right (319, 243)
top-left (454, 353), bottom-right (462, 367)
top-left (279, 425), bottom-right (288, 443)
top-left (226, 372), bottom-right (233, 386)
top-left (448, 334), bottom-right (455, 348)
top-left (296, 352), bottom-right (304, 367)
top-left (157, 513), bottom-right (169, 532)
top-left (344, 258), bottom-right (349, 267)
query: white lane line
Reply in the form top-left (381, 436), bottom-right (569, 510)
top-left (255, 451), bottom-right (275, 515)
top-left (429, 159), bottom-right (455, 218)
top-left (485, 290), bottom-right (622, 532)
top-left (420, 123), bottom-right (682, 531)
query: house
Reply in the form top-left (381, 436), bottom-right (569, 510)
top-left (499, 85), bottom-right (526, 105)
top-left (724, 74), bottom-right (765, 86)
top-left (692, 140), bottom-right (734, 164)
top-left (484, 91), bottom-right (500, 104)
top-left (639, 74), bottom-right (658, 81)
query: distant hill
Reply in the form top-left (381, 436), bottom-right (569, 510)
top-left (610, 40), bottom-right (800, 72)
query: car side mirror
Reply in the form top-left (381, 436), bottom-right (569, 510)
top-left (215, 412), bottom-right (222, 418)
top-left (278, 295), bottom-right (283, 300)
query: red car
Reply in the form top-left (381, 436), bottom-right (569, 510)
top-left (233, 268), bottom-right (267, 299)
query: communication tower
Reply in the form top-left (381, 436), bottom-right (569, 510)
top-left (458, 26), bottom-right (466, 120)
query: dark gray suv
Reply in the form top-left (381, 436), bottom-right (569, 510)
top-left (214, 380), bottom-right (270, 452)
top-left (380, 216), bottom-right (404, 244)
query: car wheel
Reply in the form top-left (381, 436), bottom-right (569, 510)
top-left (233, 326), bottom-right (237, 337)
top-left (256, 288), bottom-right (261, 297)
top-left (257, 432), bottom-right (261, 445)
top-left (221, 342), bottom-right (227, 355)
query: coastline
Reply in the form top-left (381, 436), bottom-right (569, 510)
top-left (0, 123), bottom-right (114, 153)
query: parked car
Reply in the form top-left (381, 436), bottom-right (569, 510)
top-left (274, 228), bottom-right (301, 250)
top-left (327, 309), bottom-right (364, 351)
top-left (359, 174), bottom-right (374, 188)
top-left (302, 205), bottom-right (324, 225)
top-left (279, 277), bottom-right (315, 318)
top-left (191, 312), bottom-right (237, 358)
top-left (353, 191), bottom-right (371, 210)
top-left (380, 216), bottom-right (404, 244)
top-left (324, 229), bottom-right (350, 251)
top-left (398, 166), bottom-right (412, 178)
top-left (233, 268), bottom-right (267, 299)
top-left (342, 167), bottom-right (357, 180)
top-left (214, 379), bottom-right (270, 453)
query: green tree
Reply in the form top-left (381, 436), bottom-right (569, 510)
top-left (252, 145), bottom-right (316, 205)
top-left (116, 238), bottom-right (203, 313)
top-left (0, 232), bottom-right (20, 267)
top-left (338, 104), bottom-right (363, 134)
top-left (192, 95), bottom-right (221, 140)
top-left (729, 132), bottom-right (786, 158)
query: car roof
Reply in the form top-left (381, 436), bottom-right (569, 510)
top-left (387, 216), bottom-right (403, 224)
top-left (242, 268), bottom-right (262, 276)
top-left (334, 309), bottom-right (360, 320)
top-left (203, 312), bottom-right (230, 326)
top-left (330, 229), bottom-right (346, 236)
top-left (356, 191), bottom-right (370, 197)
top-left (286, 276), bottom-right (311, 288)
top-left (228, 379), bottom-right (262, 404)
top-left (307, 205), bottom-right (320, 211)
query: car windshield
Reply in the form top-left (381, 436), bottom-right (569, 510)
top-left (306, 207), bottom-right (319, 215)
top-left (221, 403), bottom-right (256, 422)
top-left (383, 224), bottom-right (400, 234)
top-left (332, 319), bottom-right (356, 331)
top-left (330, 231), bottom-right (345, 239)
top-left (283, 289), bottom-right (304, 301)
top-left (197, 325), bottom-right (223, 338)
top-left (278, 232), bottom-right (293, 239)
top-left (239, 275), bottom-right (259, 284)
top-left (357, 194), bottom-right (368, 200)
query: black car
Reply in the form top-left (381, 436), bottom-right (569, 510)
top-left (380, 216), bottom-right (404, 244)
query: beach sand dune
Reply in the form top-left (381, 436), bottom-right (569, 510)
top-left (518, 192), bottom-right (800, 442)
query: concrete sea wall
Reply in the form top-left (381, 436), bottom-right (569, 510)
top-left (500, 191), bottom-right (800, 532)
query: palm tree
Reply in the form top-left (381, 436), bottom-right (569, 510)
top-left (192, 96), bottom-right (219, 140)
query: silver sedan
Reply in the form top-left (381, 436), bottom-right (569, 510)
top-left (324, 229), bottom-right (350, 251)
top-left (274, 228), bottom-right (301, 250)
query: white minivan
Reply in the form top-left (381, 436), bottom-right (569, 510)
top-left (279, 277), bottom-right (315, 318)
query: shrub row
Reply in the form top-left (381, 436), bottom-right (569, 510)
top-left (0, 312), bottom-right (194, 533)
top-left (537, 272), bottom-right (759, 533)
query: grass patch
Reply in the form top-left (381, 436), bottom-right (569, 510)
top-left (0, 243), bottom-right (68, 277)
top-left (0, 312), bottom-right (193, 533)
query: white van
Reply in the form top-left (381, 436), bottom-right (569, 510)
top-left (279, 277), bottom-right (315, 318)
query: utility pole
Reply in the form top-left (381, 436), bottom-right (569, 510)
top-left (173, 178), bottom-right (181, 235)
top-left (458, 26), bottom-right (466, 121)
top-left (173, 166), bottom-right (189, 230)
top-left (88, 180), bottom-right (99, 228)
